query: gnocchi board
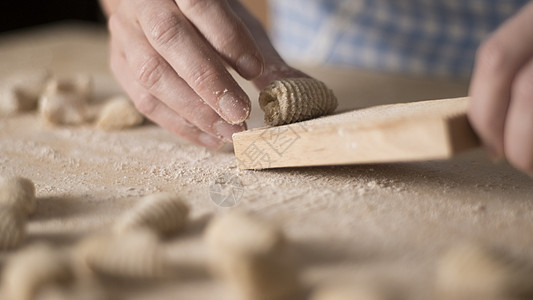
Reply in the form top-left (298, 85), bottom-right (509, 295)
top-left (233, 97), bottom-right (480, 169)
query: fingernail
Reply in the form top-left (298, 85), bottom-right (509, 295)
top-left (198, 133), bottom-right (224, 149)
top-left (236, 53), bottom-right (263, 79)
top-left (218, 93), bottom-right (250, 124)
top-left (213, 120), bottom-right (246, 142)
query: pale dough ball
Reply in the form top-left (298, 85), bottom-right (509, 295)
top-left (204, 210), bottom-right (301, 300)
top-left (436, 243), bottom-right (533, 299)
top-left (95, 96), bottom-right (144, 130)
top-left (38, 74), bottom-right (92, 125)
top-left (0, 69), bottom-right (50, 115)
top-left (259, 77), bottom-right (337, 126)
top-left (0, 206), bottom-right (26, 250)
top-left (113, 192), bottom-right (189, 236)
top-left (310, 279), bottom-right (404, 300)
top-left (0, 175), bottom-right (36, 215)
top-left (1, 243), bottom-right (73, 300)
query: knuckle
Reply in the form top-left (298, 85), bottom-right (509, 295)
top-left (178, 0), bottom-right (211, 13)
top-left (148, 13), bottom-right (185, 46)
top-left (107, 14), bottom-right (120, 33)
top-left (136, 55), bottom-right (166, 90)
top-left (133, 93), bottom-right (159, 116)
top-left (190, 66), bottom-right (221, 92)
top-left (476, 39), bottom-right (511, 72)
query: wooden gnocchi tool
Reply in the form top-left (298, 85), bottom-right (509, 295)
top-left (233, 97), bottom-right (480, 170)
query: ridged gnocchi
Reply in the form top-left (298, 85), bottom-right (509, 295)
top-left (1, 243), bottom-right (73, 300)
top-left (77, 230), bottom-right (169, 280)
top-left (204, 211), bottom-right (301, 300)
top-left (259, 78), bottom-right (337, 126)
top-left (436, 243), bottom-right (533, 299)
top-left (0, 69), bottom-right (51, 115)
top-left (113, 192), bottom-right (190, 236)
top-left (0, 176), bottom-right (36, 215)
top-left (0, 206), bottom-right (27, 250)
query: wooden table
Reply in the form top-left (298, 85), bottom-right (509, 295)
top-left (1, 23), bottom-right (532, 299)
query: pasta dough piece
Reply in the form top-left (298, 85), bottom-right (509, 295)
top-left (204, 211), bottom-right (301, 300)
top-left (95, 96), bottom-right (144, 130)
top-left (0, 176), bottom-right (36, 215)
top-left (77, 230), bottom-right (169, 279)
top-left (310, 281), bottom-right (402, 300)
top-left (0, 69), bottom-right (50, 115)
top-left (113, 192), bottom-right (189, 236)
top-left (1, 243), bottom-right (73, 300)
top-left (259, 78), bottom-right (337, 126)
top-left (436, 243), bottom-right (533, 299)
top-left (38, 74), bottom-right (92, 125)
top-left (0, 206), bottom-right (26, 250)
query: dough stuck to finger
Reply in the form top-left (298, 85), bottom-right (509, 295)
top-left (259, 78), bottom-right (337, 126)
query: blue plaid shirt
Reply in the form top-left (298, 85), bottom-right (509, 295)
top-left (270, 0), bottom-right (529, 77)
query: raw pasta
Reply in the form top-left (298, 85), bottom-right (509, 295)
top-left (259, 78), bottom-right (337, 126)
top-left (204, 211), bottom-right (301, 300)
top-left (0, 206), bottom-right (26, 250)
top-left (113, 192), bottom-right (189, 236)
top-left (38, 74), bottom-right (92, 125)
top-left (0, 69), bottom-right (50, 115)
top-left (77, 230), bottom-right (168, 279)
top-left (436, 243), bottom-right (533, 299)
top-left (0, 176), bottom-right (36, 215)
top-left (95, 96), bottom-right (144, 130)
top-left (1, 243), bottom-right (73, 300)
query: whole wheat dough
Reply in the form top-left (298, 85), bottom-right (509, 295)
top-left (95, 96), bottom-right (144, 131)
top-left (259, 78), bottom-right (337, 126)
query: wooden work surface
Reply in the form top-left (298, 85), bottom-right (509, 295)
top-left (1, 24), bottom-right (533, 299)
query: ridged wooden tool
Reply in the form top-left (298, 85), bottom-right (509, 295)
top-left (233, 97), bottom-right (479, 170)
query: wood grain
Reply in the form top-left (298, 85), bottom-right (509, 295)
top-left (233, 97), bottom-right (480, 169)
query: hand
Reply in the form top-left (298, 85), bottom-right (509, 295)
top-left (468, 2), bottom-right (533, 175)
top-left (104, 0), bottom-right (307, 149)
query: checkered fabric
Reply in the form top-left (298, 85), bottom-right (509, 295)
top-left (269, 0), bottom-right (529, 77)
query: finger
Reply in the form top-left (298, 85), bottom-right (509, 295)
top-left (108, 13), bottom-right (246, 142)
top-left (176, 0), bottom-right (264, 79)
top-left (468, 2), bottom-right (533, 158)
top-left (504, 56), bottom-right (533, 173)
top-left (226, 0), bottom-right (310, 90)
top-left (109, 41), bottom-right (224, 149)
top-left (131, 0), bottom-right (251, 124)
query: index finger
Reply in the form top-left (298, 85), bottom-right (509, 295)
top-left (131, 0), bottom-right (251, 124)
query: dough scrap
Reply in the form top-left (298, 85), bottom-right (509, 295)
top-left (0, 206), bottom-right (27, 250)
top-left (436, 243), bottom-right (533, 299)
top-left (1, 243), bottom-right (73, 300)
top-left (113, 192), bottom-right (189, 236)
top-left (38, 74), bottom-right (92, 125)
top-left (0, 175), bottom-right (36, 215)
top-left (204, 211), bottom-right (301, 300)
top-left (95, 96), bottom-right (144, 131)
top-left (0, 69), bottom-right (51, 115)
top-left (259, 77), bottom-right (337, 126)
top-left (76, 230), bottom-right (169, 280)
